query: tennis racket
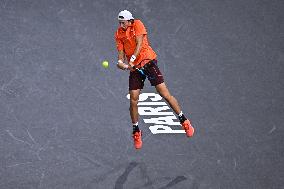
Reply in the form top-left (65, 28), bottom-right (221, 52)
top-left (132, 59), bottom-right (154, 79)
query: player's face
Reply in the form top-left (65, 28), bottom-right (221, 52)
top-left (119, 20), bottom-right (131, 30)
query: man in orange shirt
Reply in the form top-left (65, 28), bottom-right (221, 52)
top-left (115, 10), bottom-right (194, 149)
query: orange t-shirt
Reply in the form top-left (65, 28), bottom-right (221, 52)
top-left (115, 19), bottom-right (157, 68)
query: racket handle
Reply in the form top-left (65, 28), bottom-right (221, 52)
top-left (133, 66), bottom-right (145, 76)
top-left (138, 69), bottom-right (145, 76)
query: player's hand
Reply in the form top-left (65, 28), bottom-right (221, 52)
top-left (123, 64), bottom-right (129, 70)
top-left (128, 61), bottom-right (134, 68)
top-left (128, 61), bottom-right (135, 71)
top-left (117, 61), bottom-right (129, 70)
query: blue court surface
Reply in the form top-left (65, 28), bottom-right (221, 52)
top-left (0, 0), bottom-right (283, 188)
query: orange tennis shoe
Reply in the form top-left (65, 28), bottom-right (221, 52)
top-left (181, 120), bottom-right (194, 137)
top-left (132, 131), bottom-right (142, 149)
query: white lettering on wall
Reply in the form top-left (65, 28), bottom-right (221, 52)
top-left (127, 93), bottom-right (185, 134)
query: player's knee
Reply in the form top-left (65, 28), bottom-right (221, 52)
top-left (130, 97), bottom-right (139, 106)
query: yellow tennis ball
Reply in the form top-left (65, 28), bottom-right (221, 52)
top-left (102, 60), bottom-right (109, 68)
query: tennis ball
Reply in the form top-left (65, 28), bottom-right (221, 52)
top-left (102, 60), bottom-right (109, 68)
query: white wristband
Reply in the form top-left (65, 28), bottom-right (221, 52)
top-left (117, 59), bottom-right (123, 64)
top-left (130, 55), bottom-right (136, 62)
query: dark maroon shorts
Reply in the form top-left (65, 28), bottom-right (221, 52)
top-left (129, 60), bottom-right (164, 90)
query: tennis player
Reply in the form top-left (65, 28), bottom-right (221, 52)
top-left (115, 10), bottom-right (194, 149)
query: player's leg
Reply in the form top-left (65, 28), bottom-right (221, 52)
top-left (129, 89), bottom-right (140, 127)
top-left (144, 61), bottom-right (182, 116)
top-left (154, 82), bottom-right (181, 115)
top-left (155, 82), bottom-right (194, 137)
top-left (144, 60), bottom-right (194, 137)
top-left (129, 70), bottom-right (145, 149)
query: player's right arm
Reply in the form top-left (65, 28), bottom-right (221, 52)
top-left (117, 50), bottom-right (129, 70)
top-left (115, 31), bottom-right (129, 70)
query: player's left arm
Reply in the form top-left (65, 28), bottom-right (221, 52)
top-left (129, 34), bottom-right (144, 68)
top-left (133, 35), bottom-right (144, 57)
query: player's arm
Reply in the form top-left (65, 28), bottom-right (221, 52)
top-left (133, 35), bottom-right (144, 57)
top-left (117, 50), bottom-right (129, 70)
top-left (129, 35), bottom-right (144, 68)
top-left (115, 32), bottom-right (129, 70)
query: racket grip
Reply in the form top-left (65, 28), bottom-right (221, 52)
top-left (132, 66), bottom-right (145, 75)
top-left (138, 69), bottom-right (145, 75)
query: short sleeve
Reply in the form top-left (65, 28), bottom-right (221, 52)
top-left (134, 20), bottom-right (147, 36)
top-left (115, 32), bottom-right (124, 51)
